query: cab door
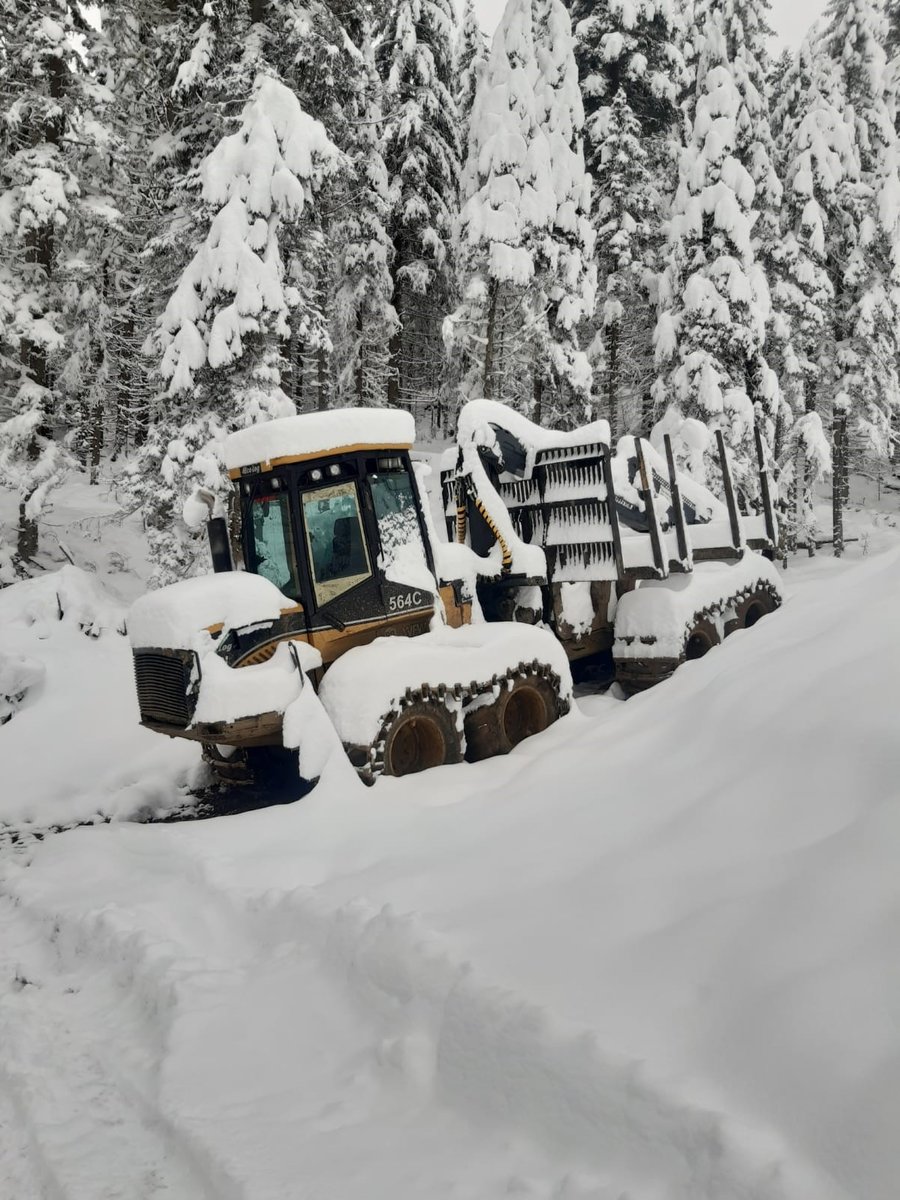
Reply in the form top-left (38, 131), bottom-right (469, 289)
top-left (298, 464), bottom-right (433, 663)
top-left (367, 462), bottom-right (435, 623)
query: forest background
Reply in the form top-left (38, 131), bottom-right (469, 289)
top-left (2, 0), bottom-right (899, 585)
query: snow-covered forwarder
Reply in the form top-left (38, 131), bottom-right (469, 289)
top-left (129, 401), bottom-right (782, 786)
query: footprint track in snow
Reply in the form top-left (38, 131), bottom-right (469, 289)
top-left (0, 891), bottom-right (217, 1200)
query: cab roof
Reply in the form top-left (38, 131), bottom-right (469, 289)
top-left (224, 408), bottom-right (416, 477)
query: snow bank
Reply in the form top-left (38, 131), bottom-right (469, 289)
top-left (0, 564), bottom-right (126, 638)
top-left (128, 571), bottom-right (294, 649)
top-left (0, 567), bottom-right (196, 829)
top-left (319, 622), bottom-right (572, 745)
top-left (615, 552), bottom-right (782, 657)
top-left (0, 651), bottom-right (45, 724)
top-left (224, 408), bottom-right (415, 471)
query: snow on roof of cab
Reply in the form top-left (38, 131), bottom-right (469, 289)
top-left (224, 409), bottom-right (416, 473)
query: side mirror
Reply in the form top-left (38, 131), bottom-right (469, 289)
top-left (207, 517), bottom-right (233, 574)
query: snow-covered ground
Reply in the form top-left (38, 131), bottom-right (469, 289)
top-left (1, 467), bottom-right (898, 1199)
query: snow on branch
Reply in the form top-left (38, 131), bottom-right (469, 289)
top-left (157, 75), bottom-right (340, 396)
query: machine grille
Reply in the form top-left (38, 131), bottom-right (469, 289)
top-left (133, 650), bottom-right (196, 727)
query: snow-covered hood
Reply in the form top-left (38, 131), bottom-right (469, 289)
top-left (128, 572), bottom-right (296, 650)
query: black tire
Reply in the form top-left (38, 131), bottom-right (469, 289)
top-left (381, 700), bottom-right (462, 777)
top-left (683, 615), bottom-right (720, 660)
top-left (734, 584), bottom-right (780, 630)
top-left (465, 673), bottom-right (559, 762)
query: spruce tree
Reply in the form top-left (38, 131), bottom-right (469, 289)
top-left (331, 30), bottom-right (398, 407)
top-left (457, 0), bottom-right (489, 142)
top-left (565, 0), bottom-right (681, 434)
top-left (0, 1), bottom-right (100, 574)
top-left (448, 0), bottom-right (595, 423)
top-left (567, 0), bottom-right (682, 158)
top-left (771, 30), bottom-right (847, 420)
top-left (378, 0), bottom-right (462, 412)
top-left (593, 90), bottom-right (657, 436)
top-left (654, 0), bottom-right (775, 488)
top-left (138, 76), bottom-right (339, 584)
top-left (815, 0), bottom-right (900, 468)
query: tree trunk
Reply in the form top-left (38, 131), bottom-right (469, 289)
top-left (785, 473), bottom-right (797, 558)
top-left (606, 320), bottom-right (619, 440)
top-left (317, 346), bottom-right (328, 412)
top-left (832, 409), bottom-right (847, 557)
top-left (483, 280), bottom-right (499, 399)
top-left (17, 500), bottom-right (38, 562)
top-left (356, 309), bottom-right (364, 405)
top-left (533, 363), bottom-right (543, 426)
top-left (387, 286), bottom-right (402, 408)
top-left (773, 398), bottom-right (786, 462)
top-left (640, 390), bottom-right (653, 439)
top-left (89, 402), bottom-right (103, 485)
top-left (804, 373), bottom-right (816, 414)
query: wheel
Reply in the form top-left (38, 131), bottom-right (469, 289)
top-left (683, 615), bottom-right (720, 660)
top-left (464, 672), bottom-right (560, 762)
top-left (614, 657), bottom-right (679, 694)
top-left (736, 585), bottom-right (779, 629)
top-left (723, 583), bottom-right (781, 636)
top-left (382, 700), bottom-right (462, 777)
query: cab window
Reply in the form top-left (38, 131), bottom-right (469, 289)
top-left (302, 481), bottom-right (371, 606)
top-left (369, 469), bottom-right (427, 574)
top-left (249, 493), bottom-right (300, 598)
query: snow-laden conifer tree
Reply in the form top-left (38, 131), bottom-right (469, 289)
top-left (271, 0), bottom-right (373, 409)
top-left (457, 0), bottom-right (489, 138)
top-left (331, 31), bottom-right (398, 407)
top-left (565, 0), bottom-right (681, 435)
top-left (0, 1), bottom-right (100, 576)
top-left (593, 90), bottom-right (657, 435)
top-left (654, 0), bottom-right (775, 488)
top-left (709, 0), bottom-right (785, 435)
top-left (138, 76), bottom-right (339, 584)
top-left (448, 0), bottom-right (594, 423)
top-left (771, 31), bottom-right (848, 421)
top-left (378, 0), bottom-right (462, 411)
top-left (567, 0), bottom-right (682, 163)
top-left (813, 0), bottom-right (900, 468)
top-left (779, 408), bottom-right (832, 551)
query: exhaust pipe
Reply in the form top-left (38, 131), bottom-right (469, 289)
top-left (207, 516), bottom-right (233, 573)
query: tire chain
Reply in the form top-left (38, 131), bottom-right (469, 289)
top-left (363, 659), bottom-right (569, 783)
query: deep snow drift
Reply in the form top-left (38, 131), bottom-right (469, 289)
top-left (0, 470), bottom-right (898, 1199)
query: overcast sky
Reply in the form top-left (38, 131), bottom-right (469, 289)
top-left (472, 0), bottom-right (829, 50)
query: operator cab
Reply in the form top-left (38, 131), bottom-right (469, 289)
top-left (222, 411), bottom-right (436, 652)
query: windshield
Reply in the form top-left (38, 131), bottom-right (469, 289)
top-left (301, 481), bottom-right (371, 606)
top-left (249, 493), bottom-right (300, 598)
top-left (369, 469), bottom-right (428, 576)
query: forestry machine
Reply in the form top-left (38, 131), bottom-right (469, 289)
top-left (129, 401), bottom-right (782, 786)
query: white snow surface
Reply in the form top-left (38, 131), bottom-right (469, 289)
top-left (318, 621), bottom-right (573, 744)
top-left (1, 470), bottom-right (900, 1200)
top-left (128, 571), bottom-right (295, 649)
top-left (224, 407), bottom-right (415, 471)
